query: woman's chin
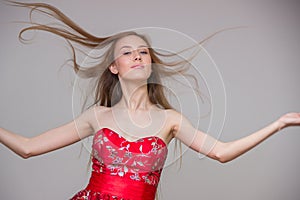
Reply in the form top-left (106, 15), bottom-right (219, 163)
top-left (120, 72), bottom-right (151, 82)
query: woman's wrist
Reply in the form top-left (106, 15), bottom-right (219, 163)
top-left (274, 119), bottom-right (286, 131)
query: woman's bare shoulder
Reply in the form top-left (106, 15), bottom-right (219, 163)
top-left (92, 105), bottom-right (111, 113)
top-left (164, 109), bottom-right (184, 128)
top-left (165, 108), bottom-right (182, 119)
top-left (78, 105), bottom-right (111, 121)
top-left (165, 109), bottom-right (192, 128)
top-left (79, 105), bottom-right (112, 132)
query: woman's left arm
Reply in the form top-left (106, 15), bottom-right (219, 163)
top-left (171, 111), bottom-right (300, 163)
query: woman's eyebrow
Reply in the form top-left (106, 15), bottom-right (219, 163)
top-left (119, 45), bottom-right (149, 50)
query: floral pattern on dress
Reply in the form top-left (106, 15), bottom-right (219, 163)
top-left (71, 189), bottom-right (130, 200)
top-left (92, 128), bottom-right (168, 186)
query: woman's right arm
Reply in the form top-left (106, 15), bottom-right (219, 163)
top-left (0, 107), bottom-right (96, 159)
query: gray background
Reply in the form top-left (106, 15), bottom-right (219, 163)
top-left (1, 0), bottom-right (300, 199)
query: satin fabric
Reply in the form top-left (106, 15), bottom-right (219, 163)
top-left (86, 171), bottom-right (156, 200)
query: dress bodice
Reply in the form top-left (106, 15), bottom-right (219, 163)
top-left (92, 128), bottom-right (168, 186)
top-left (71, 128), bottom-right (168, 200)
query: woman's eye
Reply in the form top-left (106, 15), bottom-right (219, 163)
top-left (123, 51), bottom-right (131, 55)
top-left (140, 51), bottom-right (148, 54)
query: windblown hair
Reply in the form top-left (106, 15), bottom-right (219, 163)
top-left (7, 0), bottom-right (244, 184)
top-left (7, 0), bottom-right (243, 170)
top-left (6, 1), bottom-right (235, 111)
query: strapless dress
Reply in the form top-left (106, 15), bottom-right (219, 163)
top-left (70, 128), bottom-right (168, 200)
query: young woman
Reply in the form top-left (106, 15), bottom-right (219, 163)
top-left (1, 2), bottom-right (300, 200)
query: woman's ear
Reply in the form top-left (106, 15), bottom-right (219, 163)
top-left (109, 63), bottom-right (118, 74)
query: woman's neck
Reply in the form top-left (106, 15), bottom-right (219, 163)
top-left (117, 80), bottom-right (152, 111)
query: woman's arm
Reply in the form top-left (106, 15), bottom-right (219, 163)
top-left (171, 111), bottom-right (300, 163)
top-left (0, 107), bottom-right (96, 159)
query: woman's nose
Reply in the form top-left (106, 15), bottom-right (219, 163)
top-left (132, 50), bottom-right (142, 61)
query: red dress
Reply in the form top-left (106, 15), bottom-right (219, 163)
top-left (70, 128), bottom-right (168, 200)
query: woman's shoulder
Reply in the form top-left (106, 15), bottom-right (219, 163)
top-left (164, 108), bottom-right (184, 126)
top-left (78, 105), bottom-right (111, 119)
top-left (165, 108), bottom-right (193, 127)
top-left (92, 105), bottom-right (111, 113)
top-left (165, 108), bottom-right (182, 118)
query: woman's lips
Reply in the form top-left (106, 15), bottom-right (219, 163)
top-left (131, 64), bottom-right (144, 69)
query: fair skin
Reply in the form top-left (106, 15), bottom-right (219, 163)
top-left (0, 35), bottom-right (300, 164)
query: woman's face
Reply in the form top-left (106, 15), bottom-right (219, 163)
top-left (110, 35), bottom-right (152, 81)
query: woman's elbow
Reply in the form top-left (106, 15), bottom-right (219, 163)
top-left (213, 143), bottom-right (232, 164)
top-left (19, 139), bottom-right (33, 159)
top-left (198, 141), bottom-right (233, 163)
top-left (215, 153), bottom-right (231, 163)
top-left (204, 149), bottom-right (229, 163)
top-left (20, 150), bottom-right (32, 159)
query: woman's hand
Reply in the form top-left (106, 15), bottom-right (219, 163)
top-left (277, 112), bottom-right (300, 130)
